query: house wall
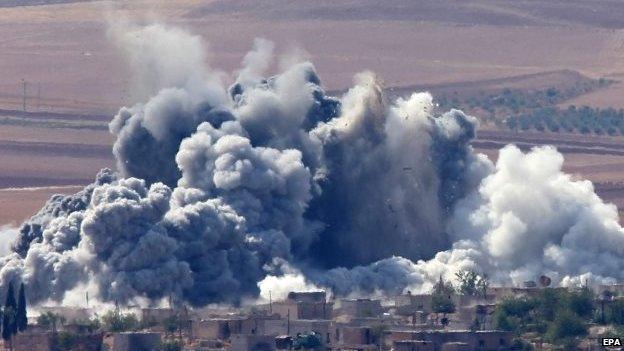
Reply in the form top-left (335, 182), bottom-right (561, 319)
top-left (287, 292), bottom-right (326, 303)
top-left (13, 331), bottom-right (53, 351)
top-left (103, 332), bottom-right (161, 351)
top-left (264, 319), bottom-right (333, 346)
top-left (394, 340), bottom-right (435, 351)
top-left (385, 330), bottom-right (512, 351)
top-left (230, 334), bottom-right (276, 351)
top-left (272, 301), bottom-right (330, 320)
top-left (37, 307), bottom-right (93, 323)
top-left (334, 299), bottom-right (382, 318)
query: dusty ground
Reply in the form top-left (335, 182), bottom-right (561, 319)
top-left (1, 0), bottom-right (624, 225)
top-left (0, 185), bottom-right (84, 226)
top-left (560, 81), bottom-right (624, 109)
top-left (2, 0), bottom-right (624, 113)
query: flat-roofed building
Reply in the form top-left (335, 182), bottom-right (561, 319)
top-left (333, 298), bottom-right (382, 319)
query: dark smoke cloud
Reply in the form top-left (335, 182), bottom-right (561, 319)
top-left (307, 79), bottom-right (490, 268)
top-left (2, 23), bottom-right (624, 306)
top-left (12, 169), bottom-right (117, 257)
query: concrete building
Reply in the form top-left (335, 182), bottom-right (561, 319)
top-left (102, 331), bottom-right (161, 351)
top-left (272, 300), bottom-right (332, 320)
top-left (264, 319), bottom-right (333, 346)
top-left (37, 306), bottom-right (93, 323)
top-left (394, 340), bottom-right (435, 351)
top-left (451, 304), bottom-right (496, 331)
top-left (395, 294), bottom-right (434, 315)
top-left (334, 325), bottom-right (378, 347)
top-left (385, 330), bottom-right (513, 351)
top-left (333, 299), bottom-right (382, 319)
top-left (141, 308), bottom-right (176, 325)
top-left (261, 291), bottom-right (333, 321)
top-left (286, 291), bottom-right (327, 303)
top-left (188, 339), bottom-right (226, 350)
top-left (230, 334), bottom-right (276, 351)
top-left (193, 318), bottom-right (237, 340)
top-left (190, 306), bottom-right (242, 321)
top-left (596, 283), bottom-right (624, 297)
top-left (192, 315), bottom-right (280, 340)
top-left (486, 287), bottom-right (543, 302)
top-left (13, 331), bottom-right (53, 351)
top-left (35, 322), bottom-right (105, 350)
top-left (440, 342), bottom-right (470, 351)
top-left (396, 293), bottom-right (493, 315)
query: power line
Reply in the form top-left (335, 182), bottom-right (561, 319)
top-left (21, 79), bottom-right (27, 112)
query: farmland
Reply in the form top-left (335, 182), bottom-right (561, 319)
top-left (1, 0), bottom-right (624, 224)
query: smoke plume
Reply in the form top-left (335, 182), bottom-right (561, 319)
top-left (3, 23), bottom-right (624, 306)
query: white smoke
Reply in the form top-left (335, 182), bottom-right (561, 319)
top-left (2, 22), bottom-right (624, 307)
top-left (236, 38), bottom-right (275, 87)
top-left (258, 260), bottom-right (322, 302)
top-left (108, 21), bottom-right (226, 103)
top-left (448, 144), bottom-right (624, 285)
top-left (0, 226), bottom-right (19, 256)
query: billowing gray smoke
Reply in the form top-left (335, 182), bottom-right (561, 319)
top-left (3, 23), bottom-right (624, 306)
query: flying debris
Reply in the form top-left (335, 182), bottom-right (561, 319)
top-left (2, 23), bottom-right (624, 307)
top-left (540, 275), bottom-right (552, 287)
top-left (387, 202), bottom-right (396, 213)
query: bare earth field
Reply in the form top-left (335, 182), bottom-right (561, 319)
top-left (2, 1), bottom-right (624, 113)
top-left (560, 81), bottom-right (624, 109)
top-left (1, 0), bottom-right (624, 225)
top-left (0, 185), bottom-right (83, 226)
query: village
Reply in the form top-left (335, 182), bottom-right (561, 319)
top-left (2, 275), bottom-right (623, 351)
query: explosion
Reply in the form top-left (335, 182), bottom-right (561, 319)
top-left (2, 23), bottom-right (624, 306)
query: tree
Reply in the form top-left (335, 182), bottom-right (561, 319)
top-left (565, 288), bottom-right (594, 319)
top-left (599, 290), bottom-right (614, 323)
top-left (432, 276), bottom-right (455, 325)
top-left (162, 339), bottom-right (183, 351)
top-left (494, 295), bottom-right (540, 335)
top-left (16, 283), bottom-right (27, 332)
top-left (2, 282), bottom-right (17, 350)
top-left (506, 116), bottom-right (518, 132)
top-left (37, 312), bottom-right (65, 333)
top-left (455, 269), bottom-right (488, 297)
top-left (606, 299), bottom-right (624, 325)
top-left (433, 275), bottom-right (455, 295)
top-left (101, 310), bottom-right (139, 332)
top-left (74, 317), bottom-right (101, 333)
top-left (293, 332), bottom-right (322, 350)
top-left (432, 294), bottom-right (455, 314)
top-left (546, 309), bottom-right (587, 345)
top-left (535, 288), bottom-right (559, 322)
top-left (492, 287), bottom-right (595, 347)
top-left (57, 331), bottom-right (78, 351)
top-left (163, 314), bottom-right (178, 337)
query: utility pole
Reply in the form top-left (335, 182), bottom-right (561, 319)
top-left (37, 83), bottom-right (41, 111)
top-left (21, 79), bottom-right (26, 111)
